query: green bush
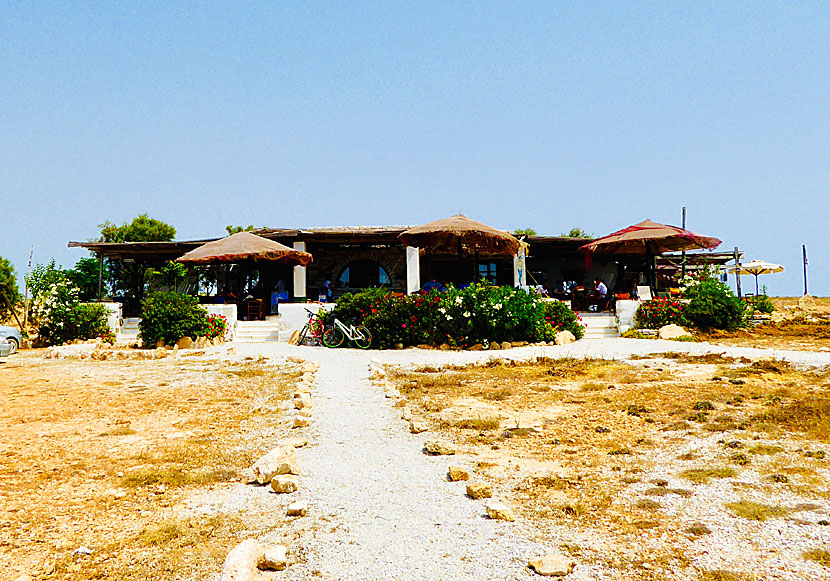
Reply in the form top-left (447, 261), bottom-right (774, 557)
top-left (326, 283), bottom-right (584, 349)
top-left (636, 298), bottom-right (688, 329)
top-left (39, 302), bottom-right (109, 345)
top-left (139, 292), bottom-right (208, 347)
top-left (0, 256), bottom-right (20, 322)
top-left (750, 294), bottom-right (775, 314)
top-left (683, 279), bottom-right (748, 331)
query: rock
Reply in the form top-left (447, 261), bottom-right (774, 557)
top-left (395, 343), bottom-right (404, 350)
top-left (554, 330), bottom-right (576, 345)
top-left (466, 482), bottom-right (493, 499)
top-left (251, 447), bottom-right (299, 484)
top-left (468, 343), bottom-right (485, 351)
top-left (175, 336), bottom-right (193, 349)
top-left (658, 324), bottom-right (691, 340)
top-left (410, 420), bottom-right (429, 434)
top-left (501, 341), bottom-right (512, 349)
top-left (281, 436), bottom-right (308, 448)
top-left (270, 475), bottom-right (299, 494)
top-left (297, 407), bottom-right (313, 418)
top-left (489, 342), bottom-right (501, 350)
top-left (220, 538), bottom-right (264, 580)
top-left (292, 415), bottom-right (311, 428)
top-left (439, 343), bottom-right (451, 351)
top-left (528, 553), bottom-right (576, 577)
top-left (73, 546), bottom-right (93, 556)
top-left (172, 345), bottom-right (179, 355)
top-left (287, 500), bottom-right (308, 516)
top-left (156, 340), bottom-right (165, 349)
top-left (401, 407), bottom-right (412, 421)
top-left (258, 544), bottom-right (287, 571)
top-left (798, 294), bottom-right (816, 311)
top-left (485, 500), bottom-right (516, 521)
top-left (424, 440), bottom-right (455, 455)
top-left (293, 392), bottom-right (312, 409)
top-left (448, 466), bottom-right (470, 481)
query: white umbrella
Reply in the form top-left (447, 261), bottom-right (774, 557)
top-left (727, 260), bottom-right (784, 295)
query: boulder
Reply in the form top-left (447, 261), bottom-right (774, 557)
top-left (554, 330), bottom-right (576, 345)
top-left (251, 447), bottom-right (299, 484)
top-left (287, 500), bottom-right (308, 516)
top-left (281, 436), bottom-right (308, 448)
top-left (293, 392), bottom-right (312, 410)
top-left (466, 482), bottom-right (493, 499)
top-left (447, 466), bottom-right (470, 481)
top-left (528, 553), bottom-right (576, 577)
top-left (489, 342), bottom-right (501, 350)
top-left (292, 415), bottom-right (311, 428)
top-left (175, 336), bottom-right (193, 349)
top-left (424, 441), bottom-right (455, 455)
top-left (485, 500), bottom-right (516, 521)
top-left (258, 544), bottom-right (287, 571)
top-left (220, 538), bottom-right (264, 581)
top-left (410, 420), bottom-right (429, 434)
top-left (468, 343), bottom-right (485, 351)
top-left (297, 408), bottom-right (313, 418)
top-left (156, 340), bottom-right (165, 349)
top-left (658, 324), bottom-right (691, 340)
top-left (270, 475), bottom-right (299, 494)
top-left (439, 344), bottom-right (451, 351)
top-left (401, 407), bottom-right (412, 421)
top-left (501, 341), bottom-right (512, 349)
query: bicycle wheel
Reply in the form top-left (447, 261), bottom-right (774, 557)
top-left (295, 324), bottom-right (310, 346)
top-left (353, 325), bottom-right (372, 349)
top-left (322, 326), bottom-right (345, 348)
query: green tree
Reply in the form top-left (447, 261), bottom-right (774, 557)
top-left (97, 214), bottom-right (176, 300)
top-left (225, 224), bottom-right (256, 234)
top-left (0, 257), bottom-right (21, 322)
top-left (65, 257), bottom-right (108, 301)
top-left (561, 227), bottom-right (593, 238)
top-left (512, 228), bottom-right (537, 237)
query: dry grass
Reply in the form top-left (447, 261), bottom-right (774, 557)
top-left (0, 352), bottom-right (300, 580)
top-left (804, 548), bottom-right (830, 567)
top-left (725, 500), bottom-right (789, 521)
top-left (698, 571), bottom-right (751, 581)
top-left (680, 467), bottom-right (738, 484)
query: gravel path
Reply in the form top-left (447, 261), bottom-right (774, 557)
top-left (228, 339), bottom-right (830, 580)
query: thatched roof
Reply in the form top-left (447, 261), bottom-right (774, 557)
top-left (399, 214), bottom-right (521, 255)
top-left (175, 232), bottom-right (312, 266)
top-left (580, 220), bottom-right (721, 255)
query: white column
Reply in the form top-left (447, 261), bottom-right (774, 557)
top-left (293, 241), bottom-right (307, 299)
top-left (406, 246), bottom-right (421, 294)
top-left (513, 247), bottom-right (527, 288)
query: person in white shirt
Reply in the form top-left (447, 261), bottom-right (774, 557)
top-left (594, 279), bottom-right (607, 297)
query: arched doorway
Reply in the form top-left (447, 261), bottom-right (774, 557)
top-left (338, 259), bottom-right (391, 290)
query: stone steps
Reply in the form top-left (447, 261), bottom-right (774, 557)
top-left (577, 312), bottom-right (620, 339)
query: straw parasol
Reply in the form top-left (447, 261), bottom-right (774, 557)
top-left (399, 214), bottom-right (521, 255)
top-left (727, 260), bottom-right (783, 295)
top-left (175, 232), bottom-right (312, 266)
top-left (580, 220), bottom-right (721, 287)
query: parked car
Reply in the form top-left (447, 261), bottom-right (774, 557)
top-left (0, 325), bottom-right (22, 355)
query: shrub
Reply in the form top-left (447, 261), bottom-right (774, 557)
top-left (683, 279), bottom-right (749, 331)
top-left (749, 294), bottom-right (775, 314)
top-left (636, 298), bottom-right (687, 329)
top-left (325, 283), bottom-right (581, 349)
top-left (38, 302), bottom-right (109, 345)
top-left (0, 256), bottom-right (20, 322)
top-left (206, 314), bottom-right (228, 340)
top-left (139, 292), bottom-right (208, 347)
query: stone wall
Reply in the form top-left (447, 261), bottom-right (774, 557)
top-left (304, 243), bottom-right (407, 297)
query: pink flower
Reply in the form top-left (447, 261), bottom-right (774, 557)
top-left (402, 323), bottom-right (407, 328)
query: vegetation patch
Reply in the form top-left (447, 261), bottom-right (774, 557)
top-left (725, 500), bottom-right (789, 521)
top-left (680, 467), bottom-right (737, 484)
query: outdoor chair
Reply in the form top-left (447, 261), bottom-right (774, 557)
top-left (636, 286), bottom-right (653, 301)
top-left (246, 299), bottom-right (263, 321)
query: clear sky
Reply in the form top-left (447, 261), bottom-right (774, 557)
top-left (2, 2), bottom-right (828, 296)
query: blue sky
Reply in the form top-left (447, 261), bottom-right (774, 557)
top-left (2, 2), bottom-right (828, 295)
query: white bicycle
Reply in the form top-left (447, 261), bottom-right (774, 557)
top-left (322, 318), bottom-right (372, 349)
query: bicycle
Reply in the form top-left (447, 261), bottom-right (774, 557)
top-left (293, 308), bottom-right (329, 346)
top-left (322, 317), bottom-right (372, 349)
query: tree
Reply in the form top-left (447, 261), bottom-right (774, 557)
top-left (65, 257), bottom-right (107, 302)
top-left (0, 257), bottom-right (20, 322)
top-left (225, 225), bottom-right (256, 235)
top-left (561, 227), bottom-right (593, 239)
top-left (98, 214), bottom-right (176, 300)
top-left (513, 228), bottom-right (537, 237)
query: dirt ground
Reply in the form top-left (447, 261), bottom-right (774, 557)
top-left (0, 349), bottom-right (301, 580)
top-left (389, 354), bottom-right (830, 580)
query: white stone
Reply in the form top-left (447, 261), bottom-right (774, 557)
top-left (485, 500), bottom-right (516, 521)
top-left (287, 499), bottom-right (308, 516)
top-left (220, 538), bottom-right (263, 581)
top-left (251, 447), bottom-right (299, 484)
top-left (447, 466), bottom-right (470, 481)
top-left (293, 392), bottom-right (312, 409)
top-left (554, 330), bottom-right (576, 345)
top-left (528, 553), bottom-right (576, 577)
top-left (410, 419), bottom-right (428, 434)
top-left (466, 482), bottom-right (493, 499)
top-left (292, 415), bottom-right (311, 428)
top-left (258, 544), bottom-right (287, 571)
top-left (270, 474), bottom-right (299, 494)
top-left (297, 407), bottom-right (313, 418)
top-left (658, 324), bottom-right (691, 339)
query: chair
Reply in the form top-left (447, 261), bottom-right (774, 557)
top-left (246, 299), bottom-right (263, 321)
top-left (636, 286), bottom-right (653, 301)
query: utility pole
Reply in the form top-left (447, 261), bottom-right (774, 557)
top-left (22, 246), bottom-right (33, 329)
top-left (681, 207), bottom-right (687, 278)
top-left (733, 246), bottom-right (742, 298)
top-left (803, 245), bottom-right (809, 296)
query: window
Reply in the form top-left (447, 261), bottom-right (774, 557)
top-left (478, 262), bottom-right (497, 284)
top-left (338, 259), bottom-right (391, 288)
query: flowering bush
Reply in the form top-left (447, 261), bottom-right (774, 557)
top-left (100, 330), bottom-right (116, 344)
top-left (325, 283), bottom-right (584, 349)
top-left (206, 313), bottom-right (229, 340)
top-left (636, 298), bottom-right (688, 329)
top-left (139, 292), bottom-right (209, 347)
top-left (29, 267), bottom-right (109, 345)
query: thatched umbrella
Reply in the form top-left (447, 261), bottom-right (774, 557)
top-left (175, 232), bottom-right (312, 266)
top-left (580, 220), bottom-right (721, 287)
top-left (399, 214), bottom-right (521, 255)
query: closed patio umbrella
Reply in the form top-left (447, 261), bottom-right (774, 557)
top-left (727, 260), bottom-right (783, 295)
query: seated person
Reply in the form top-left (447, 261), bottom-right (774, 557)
top-left (594, 279), bottom-right (608, 297)
top-left (422, 278), bottom-right (446, 292)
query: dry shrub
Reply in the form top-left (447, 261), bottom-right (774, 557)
top-left (725, 500), bottom-right (789, 521)
top-left (751, 396), bottom-right (830, 441)
top-left (680, 467), bottom-right (737, 484)
top-left (804, 548), bottom-right (830, 567)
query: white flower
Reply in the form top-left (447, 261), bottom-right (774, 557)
top-left (455, 297), bottom-right (463, 305)
top-left (446, 315), bottom-right (453, 320)
top-left (493, 303), bottom-right (502, 310)
top-left (463, 311), bottom-right (471, 317)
